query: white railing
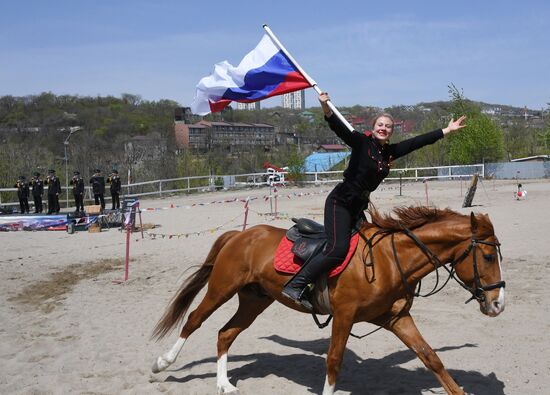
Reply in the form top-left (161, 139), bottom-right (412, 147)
top-left (0, 164), bottom-right (484, 207)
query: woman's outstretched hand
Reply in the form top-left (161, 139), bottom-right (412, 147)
top-left (442, 115), bottom-right (467, 135)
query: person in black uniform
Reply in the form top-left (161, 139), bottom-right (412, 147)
top-left (107, 169), bottom-right (122, 210)
top-left (30, 172), bottom-right (44, 213)
top-left (14, 175), bottom-right (30, 214)
top-left (45, 169), bottom-right (61, 214)
top-left (282, 92), bottom-right (467, 310)
top-left (70, 171), bottom-right (85, 213)
top-left (90, 169), bottom-right (105, 211)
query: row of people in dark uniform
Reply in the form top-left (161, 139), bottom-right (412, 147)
top-left (13, 169), bottom-right (121, 215)
top-left (80, 169), bottom-right (121, 212)
top-left (14, 169), bottom-right (61, 214)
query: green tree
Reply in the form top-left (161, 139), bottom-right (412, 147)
top-left (283, 148), bottom-right (306, 184)
top-left (446, 84), bottom-right (504, 164)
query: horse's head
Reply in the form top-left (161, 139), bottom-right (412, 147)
top-left (452, 213), bottom-right (505, 317)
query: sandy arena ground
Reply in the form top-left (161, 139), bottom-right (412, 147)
top-left (1, 179), bottom-right (549, 394)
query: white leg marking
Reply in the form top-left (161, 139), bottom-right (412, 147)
top-left (322, 375), bottom-right (335, 395)
top-left (217, 353), bottom-right (239, 394)
top-left (152, 337), bottom-right (186, 373)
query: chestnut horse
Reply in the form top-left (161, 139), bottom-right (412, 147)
top-left (151, 206), bottom-right (505, 395)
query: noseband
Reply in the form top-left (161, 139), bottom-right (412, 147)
top-left (450, 238), bottom-right (506, 303)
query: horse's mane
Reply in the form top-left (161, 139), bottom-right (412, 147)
top-left (367, 205), bottom-right (464, 231)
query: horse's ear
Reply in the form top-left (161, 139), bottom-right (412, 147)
top-left (470, 212), bottom-right (478, 234)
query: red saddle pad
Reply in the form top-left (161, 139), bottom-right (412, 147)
top-left (274, 233), bottom-right (360, 277)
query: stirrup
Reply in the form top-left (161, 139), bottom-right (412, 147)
top-left (282, 284), bottom-right (314, 311)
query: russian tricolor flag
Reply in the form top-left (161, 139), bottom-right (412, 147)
top-left (190, 34), bottom-right (312, 115)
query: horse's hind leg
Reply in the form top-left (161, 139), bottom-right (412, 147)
top-left (388, 313), bottom-right (465, 395)
top-left (217, 288), bottom-right (273, 394)
top-left (153, 273), bottom-right (245, 374)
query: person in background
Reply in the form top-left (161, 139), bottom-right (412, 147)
top-left (14, 175), bottom-right (30, 214)
top-left (516, 183), bottom-right (527, 200)
top-left (30, 172), bottom-right (44, 213)
top-left (45, 169), bottom-right (61, 214)
top-left (90, 169), bottom-right (105, 211)
top-left (107, 169), bottom-right (122, 210)
top-left (70, 171), bottom-right (85, 213)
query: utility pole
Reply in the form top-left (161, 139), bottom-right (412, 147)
top-left (63, 127), bottom-right (82, 208)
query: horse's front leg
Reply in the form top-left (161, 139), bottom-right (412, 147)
top-left (388, 312), bottom-right (464, 395)
top-left (324, 313), bottom-right (354, 395)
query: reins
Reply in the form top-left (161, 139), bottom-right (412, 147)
top-left (316, 222), bottom-right (505, 338)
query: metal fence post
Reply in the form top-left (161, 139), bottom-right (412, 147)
top-left (159, 180), bottom-right (163, 197)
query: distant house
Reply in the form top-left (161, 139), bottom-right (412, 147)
top-left (304, 152), bottom-right (350, 172)
top-left (348, 115), bottom-right (367, 132)
top-left (318, 144), bottom-right (347, 152)
top-left (393, 120), bottom-right (415, 134)
top-left (174, 120), bottom-right (276, 152)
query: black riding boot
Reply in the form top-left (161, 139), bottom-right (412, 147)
top-left (282, 253), bottom-right (330, 311)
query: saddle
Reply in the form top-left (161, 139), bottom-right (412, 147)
top-left (286, 218), bottom-right (327, 262)
top-left (281, 217), bottom-right (365, 315)
top-left (286, 216), bottom-right (365, 263)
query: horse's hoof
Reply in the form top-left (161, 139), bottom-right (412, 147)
top-left (217, 384), bottom-right (240, 394)
top-left (151, 357), bottom-right (169, 373)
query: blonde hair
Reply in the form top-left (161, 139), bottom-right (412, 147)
top-left (372, 113), bottom-right (394, 128)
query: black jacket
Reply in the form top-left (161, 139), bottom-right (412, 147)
top-left (14, 181), bottom-right (30, 199)
top-left (45, 176), bottom-right (61, 196)
top-left (326, 114), bottom-right (443, 201)
top-left (30, 178), bottom-right (44, 197)
top-left (70, 177), bottom-right (85, 195)
top-left (107, 176), bottom-right (121, 194)
top-left (90, 175), bottom-right (105, 195)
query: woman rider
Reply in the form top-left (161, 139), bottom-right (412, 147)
top-left (282, 92), bottom-right (467, 310)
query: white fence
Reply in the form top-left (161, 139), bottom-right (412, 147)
top-left (0, 164), bottom-right (484, 208)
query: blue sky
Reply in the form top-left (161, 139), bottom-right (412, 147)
top-left (1, 1), bottom-right (549, 110)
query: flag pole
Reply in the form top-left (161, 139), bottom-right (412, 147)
top-left (263, 24), bottom-right (354, 133)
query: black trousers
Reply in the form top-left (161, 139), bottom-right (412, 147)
top-left (74, 194), bottom-right (84, 211)
top-left (111, 192), bottom-right (120, 209)
top-left (304, 186), bottom-right (367, 278)
top-left (94, 194), bottom-right (105, 210)
top-left (19, 198), bottom-right (29, 214)
top-left (33, 195), bottom-right (43, 213)
top-left (48, 194), bottom-right (60, 214)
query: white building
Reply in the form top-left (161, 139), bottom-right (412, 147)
top-left (236, 102), bottom-right (261, 110)
top-left (282, 90), bottom-right (305, 109)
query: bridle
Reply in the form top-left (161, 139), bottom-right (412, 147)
top-left (322, 224), bottom-right (506, 338)
top-left (447, 236), bottom-right (505, 303)
top-left (366, 226), bottom-right (506, 304)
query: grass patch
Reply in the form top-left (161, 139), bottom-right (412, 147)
top-left (9, 258), bottom-right (124, 312)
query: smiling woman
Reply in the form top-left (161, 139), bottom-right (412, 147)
top-left (281, 92), bottom-right (467, 309)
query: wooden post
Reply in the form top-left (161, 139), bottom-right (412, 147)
top-left (124, 224), bottom-right (131, 281)
top-left (242, 198), bottom-right (249, 231)
top-left (424, 179), bottom-right (429, 205)
top-left (274, 187), bottom-right (278, 216)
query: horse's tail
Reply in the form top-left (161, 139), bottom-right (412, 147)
top-left (151, 230), bottom-right (240, 340)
